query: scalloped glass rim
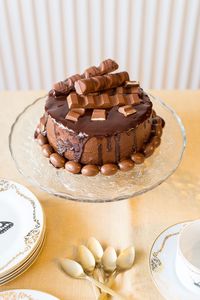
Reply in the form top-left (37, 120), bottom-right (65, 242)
top-left (9, 94), bottom-right (186, 202)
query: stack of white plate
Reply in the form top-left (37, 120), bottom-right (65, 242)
top-left (0, 179), bottom-right (45, 285)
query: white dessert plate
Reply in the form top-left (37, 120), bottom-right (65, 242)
top-left (0, 179), bottom-right (44, 277)
top-left (0, 289), bottom-right (59, 299)
top-left (149, 221), bottom-right (200, 300)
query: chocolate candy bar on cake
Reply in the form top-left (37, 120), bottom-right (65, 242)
top-left (35, 59), bottom-right (165, 176)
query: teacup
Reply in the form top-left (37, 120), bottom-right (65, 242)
top-left (176, 220), bottom-right (200, 294)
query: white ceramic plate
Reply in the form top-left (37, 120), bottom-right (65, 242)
top-left (0, 289), bottom-right (59, 299)
top-left (149, 221), bottom-right (200, 300)
top-left (0, 179), bottom-right (44, 277)
top-left (0, 233), bottom-right (45, 285)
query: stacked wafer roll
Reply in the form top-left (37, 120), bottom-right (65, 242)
top-left (74, 72), bottom-right (129, 95)
top-left (51, 58), bottom-right (141, 123)
top-left (52, 58), bottom-right (119, 94)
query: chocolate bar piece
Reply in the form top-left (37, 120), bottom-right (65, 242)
top-left (99, 59), bottom-right (119, 74)
top-left (67, 93), bottom-right (115, 109)
top-left (84, 95), bottom-right (95, 108)
top-left (95, 94), bottom-right (110, 108)
top-left (65, 110), bottom-right (81, 122)
top-left (116, 86), bottom-right (140, 94)
top-left (67, 92), bottom-right (81, 108)
top-left (53, 81), bottom-right (68, 93)
top-left (118, 105), bottom-right (137, 117)
top-left (84, 66), bottom-right (101, 78)
top-left (67, 91), bottom-right (140, 109)
top-left (111, 94), bottom-right (126, 106)
top-left (124, 80), bottom-right (140, 87)
top-left (75, 72), bottom-right (129, 95)
top-left (91, 109), bottom-right (106, 121)
top-left (53, 74), bottom-right (83, 94)
top-left (70, 108), bottom-right (85, 116)
top-left (66, 74), bottom-right (83, 87)
top-left (84, 59), bottom-right (118, 78)
top-left (126, 94), bottom-right (140, 105)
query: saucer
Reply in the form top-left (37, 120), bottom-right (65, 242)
top-left (0, 289), bottom-right (59, 299)
top-left (149, 221), bottom-right (200, 300)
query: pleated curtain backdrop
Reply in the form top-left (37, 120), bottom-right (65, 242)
top-left (0, 0), bottom-right (200, 90)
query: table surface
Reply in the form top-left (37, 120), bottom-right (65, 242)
top-left (0, 90), bottom-right (200, 300)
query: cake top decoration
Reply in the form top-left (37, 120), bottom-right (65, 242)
top-left (51, 59), bottom-right (141, 122)
top-left (52, 58), bottom-right (119, 94)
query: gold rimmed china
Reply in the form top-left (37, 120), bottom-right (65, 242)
top-left (149, 221), bottom-right (200, 300)
top-left (0, 235), bottom-right (45, 285)
top-left (0, 179), bottom-right (45, 284)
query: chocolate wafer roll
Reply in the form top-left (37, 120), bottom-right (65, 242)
top-left (53, 81), bottom-right (69, 93)
top-left (99, 59), bottom-right (118, 74)
top-left (53, 74), bottom-right (82, 93)
top-left (84, 66), bottom-right (100, 78)
top-left (75, 71), bottom-right (129, 95)
top-left (93, 76), bottom-right (107, 90)
top-left (53, 59), bottom-right (118, 93)
top-left (84, 59), bottom-right (118, 78)
top-left (66, 74), bottom-right (82, 86)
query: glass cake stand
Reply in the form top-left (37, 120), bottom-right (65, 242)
top-left (9, 94), bottom-right (186, 203)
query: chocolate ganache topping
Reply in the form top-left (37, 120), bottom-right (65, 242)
top-left (45, 89), bottom-right (152, 136)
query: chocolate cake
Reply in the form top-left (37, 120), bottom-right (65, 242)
top-left (35, 59), bottom-right (164, 176)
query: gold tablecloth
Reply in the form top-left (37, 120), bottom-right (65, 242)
top-left (0, 90), bottom-right (200, 300)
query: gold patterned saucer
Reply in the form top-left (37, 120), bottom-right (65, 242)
top-left (0, 179), bottom-right (45, 284)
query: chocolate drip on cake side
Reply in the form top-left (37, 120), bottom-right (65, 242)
top-left (97, 138), bottom-right (103, 165)
top-left (114, 134), bottom-right (121, 162)
top-left (53, 122), bottom-right (56, 137)
top-left (76, 135), bottom-right (89, 163)
top-left (132, 130), bottom-right (137, 153)
top-left (106, 136), bottom-right (112, 152)
top-left (53, 122), bottom-right (61, 155)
